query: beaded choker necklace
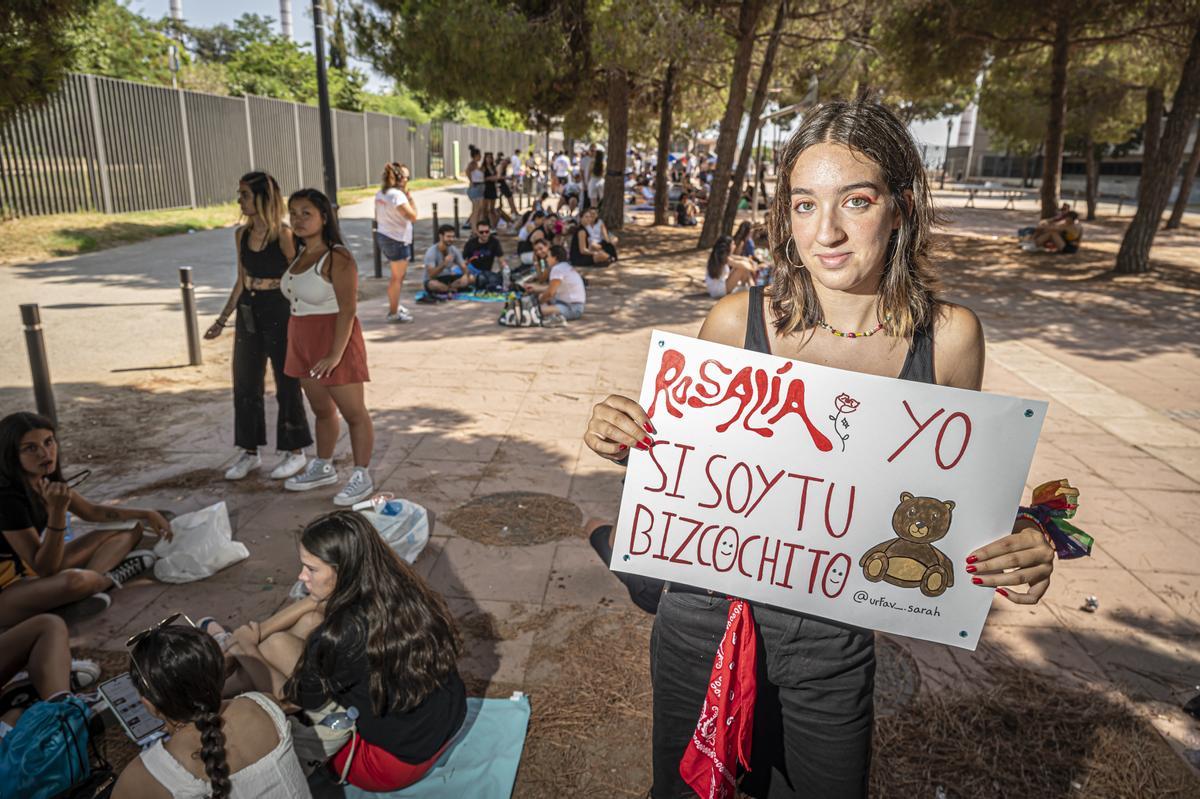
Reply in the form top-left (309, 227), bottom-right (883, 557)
top-left (817, 315), bottom-right (890, 338)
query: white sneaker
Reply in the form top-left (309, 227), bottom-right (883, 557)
top-left (333, 467), bottom-right (374, 506)
top-left (70, 659), bottom-right (102, 690)
top-left (386, 308), bottom-right (414, 323)
top-left (223, 451), bottom-right (261, 480)
top-left (269, 452), bottom-right (308, 480)
top-left (285, 459), bottom-right (338, 492)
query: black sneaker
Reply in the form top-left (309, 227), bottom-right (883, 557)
top-left (55, 592), bottom-right (112, 622)
top-left (105, 550), bottom-right (156, 589)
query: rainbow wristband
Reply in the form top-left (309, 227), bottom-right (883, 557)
top-left (1019, 479), bottom-right (1093, 560)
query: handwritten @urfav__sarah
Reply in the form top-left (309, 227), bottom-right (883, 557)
top-left (852, 590), bottom-right (941, 616)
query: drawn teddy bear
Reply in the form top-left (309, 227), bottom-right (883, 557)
top-left (860, 492), bottom-right (955, 598)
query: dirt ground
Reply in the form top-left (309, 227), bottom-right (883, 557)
top-left (25, 209), bottom-right (1200, 797)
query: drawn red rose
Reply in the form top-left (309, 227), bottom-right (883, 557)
top-left (835, 393), bottom-right (860, 414)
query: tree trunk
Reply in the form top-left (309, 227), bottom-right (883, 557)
top-left (602, 68), bottom-right (630, 231)
top-left (1040, 8), bottom-right (1071, 218)
top-left (1142, 87), bottom-right (1164, 175)
top-left (1166, 118), bottom-right (1200, 229)
top-left (1115, 20), bottom-right (1200, 274)
top-left (1084, 134), bottom-right (1098, 221)
top-left (720, 0), bottom-right (788, 236)
top-left (698, 0), bottom-right (766, 249)
top-left (654, 62), bottom-right (677, 226)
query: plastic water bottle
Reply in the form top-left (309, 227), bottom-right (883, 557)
top-left (502, 264), bottom-right (511, 292)
top-left (320, 706), bottom-right (359, 731)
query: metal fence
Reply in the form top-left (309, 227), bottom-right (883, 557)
top-left (0, 72), bottom-right (556, 218)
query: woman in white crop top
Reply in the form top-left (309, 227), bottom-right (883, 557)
top-left (113, 624), bottom-right (310, 799)
top-left (280, 189), bottom-right (376, 507)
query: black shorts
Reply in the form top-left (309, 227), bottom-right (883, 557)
top-left (499, 181), bottom-right (513, 198)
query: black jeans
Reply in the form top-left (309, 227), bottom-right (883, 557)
top-left (233, 290), bottom-right (312, 452)
top-left (650, 590), bottom-right (875, 798)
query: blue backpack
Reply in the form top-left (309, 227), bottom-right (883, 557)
top-left (0, 696), bottom-right (104, 799)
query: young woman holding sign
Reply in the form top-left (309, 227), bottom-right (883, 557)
top-left (583, 101), bottom-right (1058, 798)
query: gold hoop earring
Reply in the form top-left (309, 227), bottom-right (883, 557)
top-left (785, 239), bottom-right (804, 269)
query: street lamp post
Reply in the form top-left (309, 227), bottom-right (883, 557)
top-left (312, 0), bottom-right (338, 205)
top-left (940, 118), bottom-right (953, 190)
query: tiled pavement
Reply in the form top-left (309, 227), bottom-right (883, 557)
top-left (3, 186), bottom-right (1198, 772)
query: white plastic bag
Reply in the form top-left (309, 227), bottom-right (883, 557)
top-left (152, 502), bottom-right (249, 583)
top-left (288, 499), bottom-right (429, 599)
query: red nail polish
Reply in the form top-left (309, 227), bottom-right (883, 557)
top-left (635, 442), bottom-right (648, 451)
top-left (972, 577), bottom-right (983, 585)
top-left (644, 421), bottom-right (657, 434)
top-left (996, 588), bottom-right (1009, 597)
top-left (965, 565), bottom-right (977, 573)
top-left (618, 444), bottom-right (627, 450)
top-left (642, 436), bottom-right (653, 448)
top-left (966, 555), bottom-right (978, 564)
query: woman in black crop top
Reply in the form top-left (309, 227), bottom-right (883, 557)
top-left (0, 412), bottom-right (172, 627)
top-left (204, 172), bottom-right (313, 485)
top-left (583, 102), bottom-right (1058, 798)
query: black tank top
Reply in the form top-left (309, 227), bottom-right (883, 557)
top-left (743, 286), bottom-right (935, 384)
top-left (240, 228), bottom-right (289, 280)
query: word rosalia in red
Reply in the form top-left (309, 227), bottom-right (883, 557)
top-left (647, 348), bottom-right (833, 451)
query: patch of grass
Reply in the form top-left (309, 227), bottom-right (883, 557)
top-left (0, 178), bottom-right (461, 267)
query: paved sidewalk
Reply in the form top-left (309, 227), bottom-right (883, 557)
top-left (2, 192), bottom-right (1198, 782)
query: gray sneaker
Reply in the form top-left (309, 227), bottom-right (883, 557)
top-left (55, 592), bottom-right (112, 622)
top-left (285, 459), bottom-right (338, 492)
top-left (333, 467), bottom-right (374, 507)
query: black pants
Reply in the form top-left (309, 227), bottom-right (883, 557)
top-left (233, 290), bottom-right (312, 452)
top-left (651, 591), bottom-right (875, 798)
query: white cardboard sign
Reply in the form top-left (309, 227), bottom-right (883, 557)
top-left (611, 330), bottom-right (1046, 650)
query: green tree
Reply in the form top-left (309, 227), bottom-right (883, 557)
top-left (223, 24), bottom-right (366, 110)
top-left (1, 0), bottom-right (99, 122)
top-left (68, 0), bottom-right (184, 86)
top-left (885, 0), bottom-right (1186, 218)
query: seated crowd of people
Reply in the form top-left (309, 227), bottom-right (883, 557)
top-left (1019, 202), bottom-right (1083, 253)
top-left (0, 407), bottom-right (467, 796)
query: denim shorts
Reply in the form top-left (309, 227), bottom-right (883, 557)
top-left (376, 233), bottom-right (412, 262)
top-left (467, 183), bottom-right (485, 201)
top-left (553, 301), bottom-right (584, 321)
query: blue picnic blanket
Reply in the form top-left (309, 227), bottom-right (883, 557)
top-left (414, 289), bottom-right (509, 303)
top-left (344, 694), bottom-right (530, 799)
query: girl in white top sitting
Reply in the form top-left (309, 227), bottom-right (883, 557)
top-left (529, 244), bottom-right (586, 324)
top-left (280, 189), bottom-right (375, 507)
top-left (113, 622), bottom-right (310, 799)
top-left (704, 235), bottom-right (757, 299)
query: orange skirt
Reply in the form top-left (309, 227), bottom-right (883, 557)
top-left (285, 314), bottom-right (370, 386)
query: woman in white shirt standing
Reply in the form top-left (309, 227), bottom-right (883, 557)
top-left (586, 149), bottom-right (606, 212)
top-left (113, 622), bottom-right (310, 799)
top-left (280, 189), bottom-right (375, 507)
top-left (375, 163), bottom-right (417, 323)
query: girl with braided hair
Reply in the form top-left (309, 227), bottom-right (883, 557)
top-left (113, 623), bottom-right (310, 798)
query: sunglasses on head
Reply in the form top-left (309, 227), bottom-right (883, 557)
top-left (126, 612), bottom-right (196, 688)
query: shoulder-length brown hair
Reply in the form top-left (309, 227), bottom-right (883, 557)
top-left (239, 171), bottom-right (286, 242)
top-left (765, 101), bottom-right (940, 338)
top-left (380, 162), bottom-right (408, 191)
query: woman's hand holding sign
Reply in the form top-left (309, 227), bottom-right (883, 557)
top-left (586, 394), bottom-right (655, 462)
top-left (966, 521), bottom-right (1055, 605)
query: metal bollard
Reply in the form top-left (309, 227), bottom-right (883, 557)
top-left (20, 304), bottom-right (57, 426)
top-left (453, 197), bottom-right (460, 231)
top-left (432, 203), bottom-right (439, 239)
top-left (179, 267), bottom-right (202, 366)
top-left (372, 218), bottom-right (382, 279)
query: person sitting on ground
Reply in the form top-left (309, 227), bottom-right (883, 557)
top-left (704, 235), bottom-right (758, 299)
top-left (526, 245), bottom-right (586, 324)
top-left (0, 614), bottom-right (101, 740)
top-left (1023, 211), bottom-right (1082, 253)
top-left (213, 511), bottom-right (465, 793)
top-left (0, 412), bottom-right (169, 626)
top-left (422, 224), bottom-right (471, 295)
top-left (462, 221), bottom-right (508, 289)
top-left (676, 189), bottom-right (699, 226)
top-left (732, 220), bottom-right (759, 260)
top-left (113, 622), bottom-right (310, 799)
top-left (512, 236), bottom-right (551, 284)
top-left (516, 211), bottom-right (546, 265)
top-left (569, 207), bottom-right (618, 267)
top-left (559, 193), bottom-right (581, 223)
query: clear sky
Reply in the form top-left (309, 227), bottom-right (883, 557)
top-left (134, 0), bottom-right (390, 91)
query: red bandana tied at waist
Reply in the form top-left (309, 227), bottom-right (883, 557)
top-left (679, 598), bottom-right (757, 799)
